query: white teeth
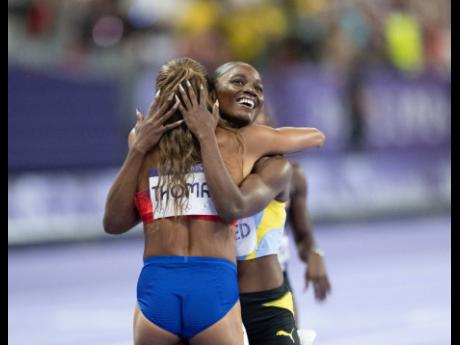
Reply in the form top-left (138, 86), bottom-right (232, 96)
top-left (237, 98), bottom-right (255, 109)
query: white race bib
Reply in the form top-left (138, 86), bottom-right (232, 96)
top-left (149, 165), bottom-right (218, 219)
top-left (235, 215), bottom-right (258, 257)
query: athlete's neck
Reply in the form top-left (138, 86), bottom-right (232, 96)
top-left (219, 116), bottom-right (249, 129)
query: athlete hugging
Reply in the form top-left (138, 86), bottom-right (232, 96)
top-left (103, 57), bottom-right (325, 345)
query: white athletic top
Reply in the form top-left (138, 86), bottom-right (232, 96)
top-left (235, 199), bottom-right (287, 261)
top-left (148, 164), bottom-right (218, 219)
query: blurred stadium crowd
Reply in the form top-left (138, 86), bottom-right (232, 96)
top-left (8, 0), bottom-right (451, 148)
top-left (8, 0), bottom-right (451, 244)
top-left (8, 0), bottom-right (451, 74)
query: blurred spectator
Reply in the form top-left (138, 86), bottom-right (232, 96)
top-left (322, 12), bottom-right (356, 72)
top-left (8, 0), bottom-right (450, 77)
top-left (8, 0), bottom-right (451, 156)
top-left (384, 0), bottom-right (424, 74)
top-left (345, 57), bottom-right (367, 151)
top-left (222, 2), bottom-right (288, 62)
top-left (174, 0), bottom-right (230, 71)
top-left (412, 0), bottom-right (451, 75)
top-left (25, 0), bottom-right (56, 38)
top-left (176, 25), bottom-right (231, 72)
top-left (339, 1), bottom-right (370, 52)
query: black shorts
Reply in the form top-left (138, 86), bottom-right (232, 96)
top-left (240, 278), bottom-right (301, 345)
top-left (283, 270), bottom-right (293, 292)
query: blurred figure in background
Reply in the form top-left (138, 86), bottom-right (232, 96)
top-left (174, 0), bottom-right (231, 71)
top-left (285, 162), bottom-right (331, 304)
top-left (256, 111), bottom-right (331, 307)
top-left (384, 0), bottom-right (424, 74)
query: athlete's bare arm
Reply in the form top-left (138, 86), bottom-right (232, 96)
top-left (231, 156), bottom-right (292, 217)
top-left (103, 95), bottom-right (181, 234)
top-left (203, 155), bottom-right (292, 221)
top-left (241, 124), bottom-right (325, 163)
top-left (289, 161), bottom-right (331, 301)
top-left (288, 162), bottom-right (315, 261)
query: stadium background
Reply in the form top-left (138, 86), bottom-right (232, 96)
top-left (8, 1), bottom-right (451, 345)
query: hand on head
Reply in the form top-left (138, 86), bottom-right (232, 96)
top-left (131, 90), bottom-right (183, 154)
top-left (176, 79), bottom-right (220, 141)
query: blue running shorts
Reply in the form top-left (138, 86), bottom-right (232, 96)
top-left (137, 255), bottom-right (239, 339)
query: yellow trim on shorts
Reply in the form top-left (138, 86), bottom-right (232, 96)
top-left (262, 291), bottom-right (295, 316)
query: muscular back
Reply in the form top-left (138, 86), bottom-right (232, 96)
top-left (137, 127), bottom-right (247, 262)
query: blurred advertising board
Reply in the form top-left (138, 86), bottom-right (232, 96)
top-left (264, 65), bottom-right (450, 151)
top-left (362, 70), bottom-right (450, 149)
top-left (292, 149), bottom-right (450, 222)
top-left (8, 65), bottom-right (125, 172)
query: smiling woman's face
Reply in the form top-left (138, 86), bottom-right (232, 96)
top-left (214, 63), bottom-right (265, 127)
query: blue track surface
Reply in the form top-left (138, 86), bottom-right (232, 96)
top-left (8, 216), bottom-right (451, 345)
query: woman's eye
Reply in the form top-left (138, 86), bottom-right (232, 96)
top-left (231, 80), bottom-right (244, 85)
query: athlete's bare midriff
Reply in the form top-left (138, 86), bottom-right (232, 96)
top-left (237, 255), bottom-right (284, 293)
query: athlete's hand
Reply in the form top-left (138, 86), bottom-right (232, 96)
top-left (131, 91), bottom-right (182, 154)
top-left (176, 80), bottom-right (219, 141)
top-left (304, 250), bottom-right (331, 302)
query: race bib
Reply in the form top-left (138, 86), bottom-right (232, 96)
top-left (149, 165), bottom-right (218, 219)
top-left (235, 215), bottom-right (258, 257)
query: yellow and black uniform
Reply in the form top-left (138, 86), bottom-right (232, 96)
top-left (236, 200), bottom-right (301, 345)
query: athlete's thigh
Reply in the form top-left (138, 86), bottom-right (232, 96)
top-left (133, 305), bottom-right (182, 345)
top-left (188, 301), bottom-right (244, 345)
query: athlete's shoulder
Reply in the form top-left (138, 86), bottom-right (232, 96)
top-left (254, 155), bottom-right (291, 174)
top-left (239, 123), bottom-right (272, 135)
top-left (239, 124), bottom-right (277, 147)
top-left (290, 160), bottom-right (305, 175)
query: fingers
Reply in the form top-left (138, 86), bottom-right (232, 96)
top-left (136, 109), bottom-right (143, 122)
top-left (135, 109), bottom-right (144, 133)
top-left (163, 119), bottom-right (184, 131)
top-left (314, 282), bottom-right (327, 301)
top-left (185, 80), bottom-right (198, 107)
top-left (178, 82), bottom-right (192, 109)
top-left (156, 93), bottom-right (175, 118)
top-left (313, 283), bottom-right (322, 301)
top-left (212, 99), bottom-right (219, 120)
top-left (313, 277), bottom-right (331, 301)
top-left (147, 90), bottom-right (161, 118)
top-left (158, 99), bottom-right (180, 124)
top-left (199, 83), bottom-right (208, 105)
top-left (175, 95), bottom-right (187, 116)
